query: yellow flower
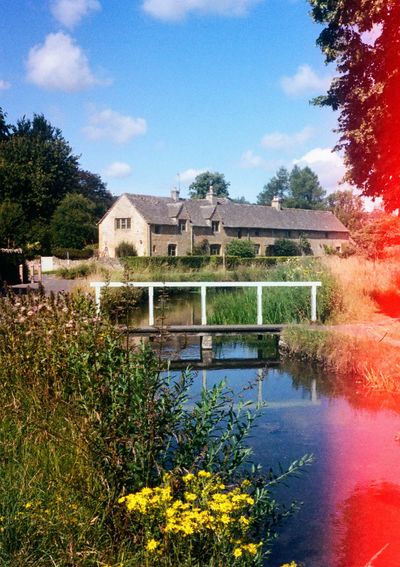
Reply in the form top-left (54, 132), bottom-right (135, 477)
top-left (242, 543), bottom-right (258, 555)
top-left (146, 538), bottom-right (160, 552)
top-left (182, 473), bottom-right (195, 483)
top-left (281, 563), bottom-right (298, 567)
top-left (24, 502), bottom-right (33, 509)
top-left (184, 492), bottom-right (197, 502)
top-left (233, 548), bottom-right (243, 558)
top-left (198, 470), bottom-right (212, 478)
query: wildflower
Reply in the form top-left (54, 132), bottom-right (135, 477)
top-left (184, 492), bottom-right (197, 502)
top-left (281, 563), bottom-right (298, 567)
top-left (146, 538), bottom-right (160, 552)
top-left (242, 542), bottom-right (259, 555)
top-left (198, 470), bottom-right (212, 478)
top-left (182, 473), bottom-right (195, 483)
top-left (233, 548), bottom-right (243, 558)
top-left (25, 502), bottom-right (33, 509)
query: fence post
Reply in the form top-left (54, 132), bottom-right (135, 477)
top-left (149, 286), bottom-right (155, 326)
top-left (257, 285), bottom-right (263, 325)
top-left (201, 285), bottom-right (207, 325)
top-left (311, 285), bottom-right (317, 322)
top-left (94, 284), bottom-right (101, 314)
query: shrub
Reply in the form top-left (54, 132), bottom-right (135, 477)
top-left (115, 241), bottom-right (137, 258)
top-left (55, 263), bottom-right (95, 279)
top-left (52, 247), bottom-right (94, 260)
top-left (225, 239), bottom-right (256, 258)
top-left (299, 234), bottom-right (313, 256)
top-left (191, 238), bottom-right (210, 255)
top-left (269, 238), bottom-right (301, 257)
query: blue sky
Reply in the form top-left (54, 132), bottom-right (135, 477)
top-left (0, 0), bottom-right (345, 202)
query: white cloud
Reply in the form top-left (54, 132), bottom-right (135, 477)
top-left (102, 161), bottom-right (133, 179)
top-left (142, 0), bottom-right (261, 22)
top-left (294, 147), bottom-right (346, 192)
top-left (280, 64), bottom-right (332, 96)
top-left (26, 32), bottom-right (101, 91)
top-left (84, 108), bottom-right (147, 144)
top-left (178, 168), bottom-right (208, 184)
top-left (261, 126), bottom-right (313, 150)
top-left (51, 0), bottom-right (101, 29)
top-left (0, 80), bottom-right (11, 90)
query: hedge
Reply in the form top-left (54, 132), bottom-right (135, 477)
top-left (122, 255), bottom-right (295, 272)
top-left (0, 249), bottom-right (28, 286)
top-left (52, 247), bottom-right (94, 260)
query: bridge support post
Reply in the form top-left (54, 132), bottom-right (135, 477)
top-left (201, 334), bottom-right (213, 350)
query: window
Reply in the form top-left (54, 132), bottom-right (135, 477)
top-left (325, 232), bottom-right (330, 239)
top-left (210, 244), bottom-right (221, 256)
top-left (168, 244), bottom-right (177, 256)
top-left (212, 221), bottom-right (220, 233)
top-left (254, 229), bottom-right (260, 237)
top-left (178, 220), bottom-right (187, 233)
top-left (237, 229), bottom-right (242, 239)
top-left (254, 244), bottom-right (260, 255)
top-left (115, 218), bottom-right (131, 230)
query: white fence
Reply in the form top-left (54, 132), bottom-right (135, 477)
top-left (90, 281), bottom-right (322, 325)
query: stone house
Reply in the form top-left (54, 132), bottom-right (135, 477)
top-left (98, 188), bottom-right (349, 258)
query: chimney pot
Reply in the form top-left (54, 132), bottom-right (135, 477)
top-left (271, 196), bottom-right (281, 210)
top-left (171, 187), bottom-right (180, 201)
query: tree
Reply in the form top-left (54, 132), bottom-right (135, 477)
top-left (326, 190), bottom-right (366, 232)
top-left (309, 1), bottom-right (400, 211)
top-left (75, 170), bottom-right (114, 219)
top-left (0, 201), bottom-right (28, 248)
top-left (257, 166), bottom-right (326, 209)
top-left (0, 113), bottom-right (80, 221)
top-left (257, 167), bottom-right (290, 205)
top-left (285, 166), bottom-right (326, 209)
top-left (50, 194), bottom-right (97, 249)
top-left (231, 196), bottom-right (251, 204)
top-left (225, 239), bottom-right (256, 258)
top-left (353, 213), bottom-right (400, 260)
top-left (188, 171), bottom-right (230, 199)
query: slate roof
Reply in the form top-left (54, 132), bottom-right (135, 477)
top-left (124, 194), bottom-right (349, 233)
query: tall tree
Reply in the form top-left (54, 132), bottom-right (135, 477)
top-left (0, 201), bottom-right (28, 248)
top-left (74, 170), bottom-right (114, 219)
top-left (189, 171), bottom-right (230, 199)
top-left (309, 0), bottom-right (400, 211)
top-left (285, 166), bottom-right (326, 209)
top-left (327, 189), bottom-right (366, 232)
top-left (257, 167), bottom-right (290, 206)
top-left (50, 194), bottom-right (97, 249)
top-left (0, 112), bottom-right (80, 222)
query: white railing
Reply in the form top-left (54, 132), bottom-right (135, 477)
top-left (90, 281), bottom-right (322, 325)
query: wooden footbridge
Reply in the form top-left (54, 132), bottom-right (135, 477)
top-left (91, 280), bottom-right (322, 344)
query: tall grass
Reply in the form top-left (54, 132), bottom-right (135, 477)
top-left (208, 258), bottom-right (341, 325)
top-left (0, 290), bottom-right (311, 565)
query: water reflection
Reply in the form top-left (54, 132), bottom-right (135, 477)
top-left (159, 338), bottom-right (400, 566)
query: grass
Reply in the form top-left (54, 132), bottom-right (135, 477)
top-left (0, 290), bottom-right (311, 566)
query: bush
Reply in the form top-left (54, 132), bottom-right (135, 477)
top-left (225, 239), bottom-right (256, 258)
top-left (115, 241), bottom-right (137, 258)
top-left (191, 238), bottom-right (210, 255)
top-left (55, 263), bottom-right (95, 279)
top-left (52, 247), bottom-right (94, 260)
top-left (299, 234), bottom-right (313, 256)
top-left (269, 238), bottom-right (301, 257)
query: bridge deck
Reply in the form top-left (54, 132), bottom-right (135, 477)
top-left (118, 324), bottom-right (289, 336)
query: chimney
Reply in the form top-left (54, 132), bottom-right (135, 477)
top-left (170, 187), bottom-right (180, 201)
top-left (271, 196), bottom-right (281, 211)
top-left (206, 184), bottom-right (216, 203)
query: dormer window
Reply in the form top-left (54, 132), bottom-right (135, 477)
top-left (178, 220), bottom-right (187, 234)
top-left (212, 221), bottom-right (220, 233)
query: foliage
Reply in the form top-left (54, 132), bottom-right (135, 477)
top-left (257, 166), bottom-right (326, 209)
top-left (0, 107), bottom-right (112, 252)
top-left (52, 246), bottom-right (94, 260)
top-left (299, 234), bottom-right (313, 256)
top-left (50, 193), bottom-right (97, 249)
top-left (115, 240), bottom-right (137, 258)
top-left (285, 166), bottom-right (326, 209)
top-left (326, 190), bottom-right (366, 232)
top-left (55, 263), bottom-right (95, 279)
top-left (189, 171), bottom-right (230, 199)
top-left (231, 195), bottom-right (251, 204)
top-left (191, 238), bottom-right (210, 255)
top-left (225, 239), bottom-right (257, 258)
top-left (309, 0), bottom-right (400, 211)
top-left (270, 238), bottom-right (301, 257)
top-left (0, 200), bottom-right (28, 248)
top-left (0, 291), bottom-right (312, 565)
top-left (352, 213), bottom-right (400, 259)
top-left (74, 169), bottom-right (114, 219)
top-left (257, 167), bottom-right (290, 206)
